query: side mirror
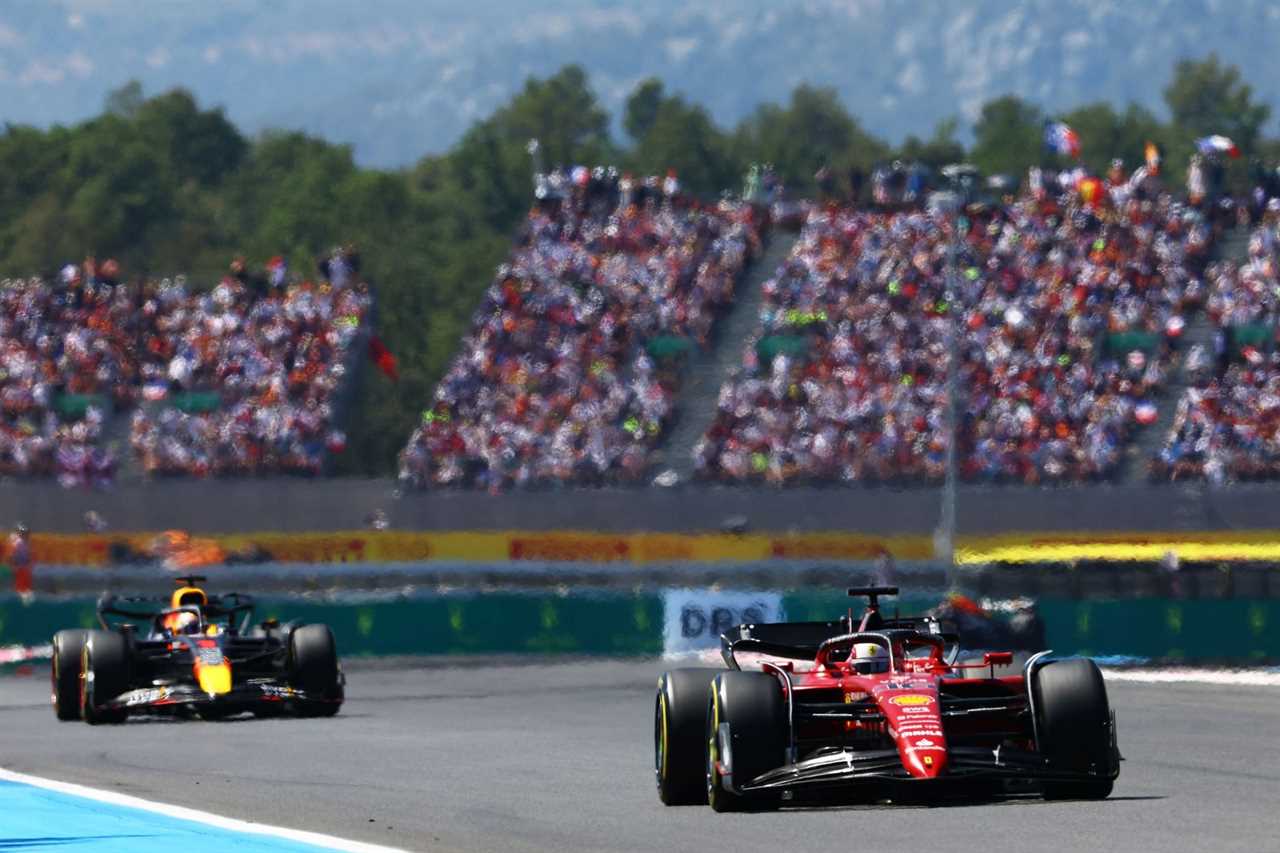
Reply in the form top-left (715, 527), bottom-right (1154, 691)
top-left (983, 652), bottom-right (1014, 667)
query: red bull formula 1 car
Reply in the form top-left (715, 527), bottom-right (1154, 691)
top-left (50, 576), bottom-right (344, 723)
top-left (655, 587), bottom-right (1119, 810)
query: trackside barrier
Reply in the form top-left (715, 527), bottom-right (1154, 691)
top-left (22, 530), bottom-right (1280, 567)
top-left (0, 592), bottom-right (1275, 663)
top-left (956, 531), bottom-right (1280, 564)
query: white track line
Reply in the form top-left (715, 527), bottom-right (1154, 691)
top-left (0, 767), bottom-right (408, 853)
top-left (1102, 668), bottom-right (1280, 687)
top-left (0, 644), bottom-right (51, 664)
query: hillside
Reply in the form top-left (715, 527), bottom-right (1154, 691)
top-left (2, 0), bottom-right (1277, 166)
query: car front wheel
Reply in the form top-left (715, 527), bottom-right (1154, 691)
top-left (706, 671), bottom-right (787, 812)
top-left (1033, 657), bottom-right (1116, 800)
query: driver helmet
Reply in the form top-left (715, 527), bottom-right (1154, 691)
top-left (851, 642), bottom-right (890, 674)
top-left (165, 586), bottom-right (207, 635)
top-left (171, 586), bottom-right (206, 610)
top-left (169, 610), bottom-right (200, 635)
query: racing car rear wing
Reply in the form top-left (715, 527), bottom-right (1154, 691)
top-left (720, 622), bottom-right (963, 670)
top-left (719, 620), bottom-right (851, 669)
top-left (97, 592), bottom-right (257, 633)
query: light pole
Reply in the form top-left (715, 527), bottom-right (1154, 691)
top-left (527, 138), bottom-right (543, 194)
top-left (934, 206), bottom-right (965, 589)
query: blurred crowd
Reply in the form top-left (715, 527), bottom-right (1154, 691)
top-left (1155, 207), bottom-right (1280, 482)
top-left (0, 249), bottom-right (368, 485)
top-left (695, 174), bottom-right (1210, 485)
top-left (0, 262), bottom-right (130, 485)
top-left (5, 154), bottom-right (1261, 491)
top-left (398, 169), bottom-right (761, 489)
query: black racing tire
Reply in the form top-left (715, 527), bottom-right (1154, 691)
top-left (707, 671), bottom-right (787, 812)
top-left (290, 624), bottom-right (341, 717)
top-left (655, 668), bottom-right (719, 805)
top-left (80, 630), bottom-right (129, 725)
top-left (1032, 657), bottom-right (1115, 800)
top-left (51, 629), bottom-right (88, 721)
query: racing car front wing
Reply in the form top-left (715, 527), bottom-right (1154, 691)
top-left (101, 678), bottom-right (341, 713)
top-left (739, 741), bottom-right (1120, 793)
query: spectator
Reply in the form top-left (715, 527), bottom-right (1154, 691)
top-left (0, 246), bottom-right (369, 484)
top-left (0, 274), bottom-right (131, 484)
top-left (1156, 210), bottom-right (1280, 482)
top-left (129, 254), bottom-right (370, 477)
top-left (398, 169), bottom-right (761, 489)
top-left (696, 180), bottom-right (1208, 485)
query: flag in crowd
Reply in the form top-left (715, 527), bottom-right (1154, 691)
top-left (1144, 141), bottom-right (1161, 174)
top-left (1134, 401), bottom-right (1159, 426)
top-left (1044, 121), bottom-right (1081, 158)
top-left (1196, 135), bottom-right (1240, 158)
top-left (369, 335), bottom-right (400, 382)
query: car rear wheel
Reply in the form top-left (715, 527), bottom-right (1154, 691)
top-left (80, 631), bottom-right (129, 725)
top-left (655, 668), bottom-right (718, 805)
top-left (706, 671), bottom-right (787, 812)
top-left (51, 629), bottom-right (88, 721)
top-left (290, 624), bottom-right (342, 717)
top-left (1033, 657), bottom-right (1115, 800)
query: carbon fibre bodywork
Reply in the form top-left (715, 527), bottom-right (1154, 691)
top-left (660, 587), bottom-right (1119, 807)
top-left (69, 584), bottom-right (343, 720)
top-left (94, 631), bottom-right (343, 717)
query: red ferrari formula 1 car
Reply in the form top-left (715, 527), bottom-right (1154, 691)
top-left (655, 587), bottom-right (1119, 810)
top-left (50, 576), bottom-right (343, 723)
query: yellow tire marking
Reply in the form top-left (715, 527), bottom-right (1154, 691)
top-left (659, 690), bottom-right (669, 780)
top-left (708, 684), bottom-right (722, 805)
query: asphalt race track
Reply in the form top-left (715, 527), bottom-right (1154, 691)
top-left (2, 658), bottom-right (1278, 853)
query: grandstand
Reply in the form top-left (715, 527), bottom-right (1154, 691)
top-left (0, 273), bottom-right (126, 486)
top-left (1155, 213), bottom-right (1280, 482)
top-left (0, 250), bottom-right (369, 484)
top-left (397, 170), bottom-right (761, 489)
top-left (3, 161), bottom-right (1272, 493)
top-left (389, 160), bottom-right (1269, 492)
top-left (694, 192), bottom-right (1212, 485)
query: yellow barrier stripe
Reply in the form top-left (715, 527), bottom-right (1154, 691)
top-left (20, 529), bottom-right (1280, 566)
top-left (957, 541), bottom-right (1280, 564)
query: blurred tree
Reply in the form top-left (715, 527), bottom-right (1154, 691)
top-left (624, 78), bottom-right (666, 142)
top-left (451, 64), bottom-right (613, 230)
top-left (625, 81), bottom-right (737, 195)
top-left (970, 95), bottom-right (1044, 178)
top-left (733, 84), bottom-right (888, 191)
top-left (1164, 54), bottom-right (1270, 151)
top-left (1164, 54), bottom-right (1271, 192)
top-left (897, 118), bottom-right (967, 169)
top-left (63, 116), bottom-right (175, 267)
top-left (104, 80), bottom-right (145, 119)
top-left (0, 124), bottom-right (73, 262)
top-left (135, 89), bottom-right (247, 186)
top-left (229, 130), bottom-right (356, 263)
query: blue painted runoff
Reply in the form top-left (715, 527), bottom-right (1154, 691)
top-left (0, 778), bottom-right (343, 852)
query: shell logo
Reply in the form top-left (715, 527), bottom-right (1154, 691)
top-left (889, 694), bottom-right (933, 707)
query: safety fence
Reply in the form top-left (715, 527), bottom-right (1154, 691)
top-left (2, 590), bottom-right (1276, 663)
